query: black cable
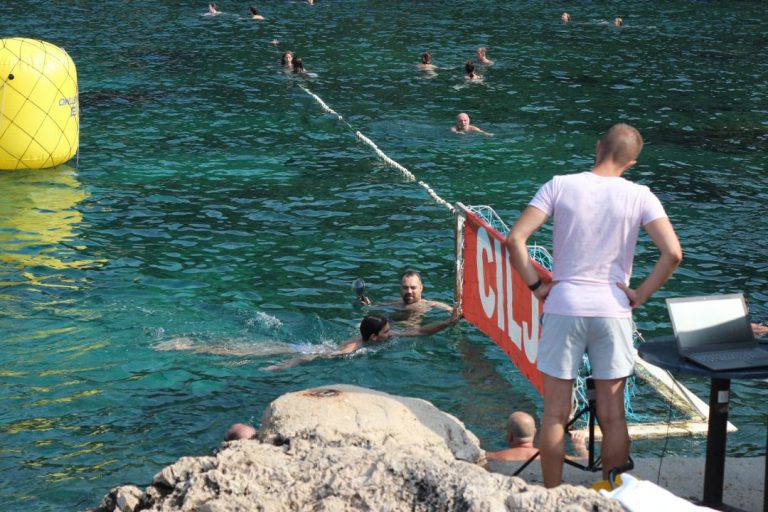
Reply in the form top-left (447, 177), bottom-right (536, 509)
top-left (655, 366), bottom-right (682, 485)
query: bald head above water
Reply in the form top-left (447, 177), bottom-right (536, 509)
top-left (507, 411), bottom-right (536, 440)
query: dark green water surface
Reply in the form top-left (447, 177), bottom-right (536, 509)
top-left (1, 1), bottom-right (767, 510)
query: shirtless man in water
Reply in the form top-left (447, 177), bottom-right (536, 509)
top-left (451, 112), bottom-right (493, 136)
top-left (485, 411), bottom-right (588, 462)
top-left (358, 270), bottom-right (453, 326)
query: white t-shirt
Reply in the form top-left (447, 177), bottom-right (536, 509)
top-left (529, 171), bottom-right (667, 318)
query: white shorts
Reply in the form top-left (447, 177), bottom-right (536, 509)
top-left (537, 314), bottom-right (635, 380)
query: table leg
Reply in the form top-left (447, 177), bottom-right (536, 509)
top-left (703, 378), bottom-right (730, 507)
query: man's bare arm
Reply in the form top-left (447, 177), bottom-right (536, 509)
top-left (395, 309), bottom-right (462, 337)
top-left (469, 125), bottom-right (493, 136)
top-left (505, 206), bottom-right (552, 301)
top-left (265, 338), bottom-right (361, 371)
top-left (617, 217), bottom-right (682, 308)
top-left (426, 299), bottom-right (453, 312)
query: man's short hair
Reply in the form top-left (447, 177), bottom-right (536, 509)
top-left (360, 315), bottom-right (388, 341)
top-left (401, 270), bottom-right (422, 282)
top-left (598, 123), bottom-right (643, 165)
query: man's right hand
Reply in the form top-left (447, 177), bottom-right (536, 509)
top-left (533, 281), bottom-right (553, 301)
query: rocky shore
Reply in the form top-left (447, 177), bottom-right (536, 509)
top-left (89, 384), bottom-right (627, 511)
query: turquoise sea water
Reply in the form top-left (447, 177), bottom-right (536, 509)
top-left (2, 1), bottom-right (767, 510)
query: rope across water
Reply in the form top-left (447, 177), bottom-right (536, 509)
top-left (299, 85), bottom-right (455, 214)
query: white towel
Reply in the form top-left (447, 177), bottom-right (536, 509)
top-left (599, 473), bottom-right (718, 512)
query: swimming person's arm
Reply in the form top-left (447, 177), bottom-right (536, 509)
top-left (395, 308), bottom-right (461, 337)
top-left (470, 125), bottom-right (493, 137)
top-left (264, 338), bottom-right (362, 371)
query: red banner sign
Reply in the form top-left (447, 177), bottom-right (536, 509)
top-left (461, 210), bottom-right (549, 395)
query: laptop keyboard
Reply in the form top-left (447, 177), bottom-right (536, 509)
top-left (695, 349), bottom-right (760, 363)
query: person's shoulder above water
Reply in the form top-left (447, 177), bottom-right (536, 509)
top-left (476, 47), bottom-right (494, 66)
top-left (416, 52), bottom-right (437, 72)
top-left (464, 60), bottom-right (483, 81)
top-left (224, 423), bottom-right (258, 441)
top-left (485, 411), bottom-right (588, 462)
top-left (451, 112), bottom-right (493, 136)
top-left (249, 6), bottom-right (265, 20)
top-left (291, 57), bottom-right (317, 77)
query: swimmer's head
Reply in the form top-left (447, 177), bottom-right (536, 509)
top-left (476, 48), bottom-right (487, 59)
top-left (421, 52), bottom-right (432, 65)
top-left (281, 51), bottom-right (293, 66)
top-left (224, 423), bottom-right (258, 441)
top-left (455, 112), bottom-right (471, 131)
top-left (292, 58), bottom-right (305, 72)
top-left (400, 270), bottom-right (424, 304)
top-left (360, 315), bottom-right (391, 342)
top-left (465, 60), bottom-right (475, 75)
top-left (506, 411), bottom-right (536, 444)
top-left (596, 123), bottom-right (643, 167)
top-left (250, 6), bottom-right (259, 15)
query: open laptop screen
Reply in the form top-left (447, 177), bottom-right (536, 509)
top-left (666, 294), bottom-right (754, 352)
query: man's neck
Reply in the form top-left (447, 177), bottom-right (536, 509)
top-left (592, 156), bottom-right (636, 178)
top-left (591, 162), bottom-right (624, 177)
top-left (510, 440), bottom-right (535, 449)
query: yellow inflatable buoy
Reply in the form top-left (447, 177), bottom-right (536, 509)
top-left (0, 38), bottom-right (79, 170)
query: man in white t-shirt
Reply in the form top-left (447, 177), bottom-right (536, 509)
top-left (505, 123), bottom-right (682, 488)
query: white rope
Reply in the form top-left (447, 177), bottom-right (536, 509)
top-left (299, 85), bottom-right (354, 131)
top-left (354, 131), bottom-right (415, 181)
top-left (299, 85), bottom-right (454, 214)
top-left (418, 180), bottom-right (455, 213)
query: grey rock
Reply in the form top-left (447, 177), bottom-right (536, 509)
top-left (90, 385), bottom-right (623, 512)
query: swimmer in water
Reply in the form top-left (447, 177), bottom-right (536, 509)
top-left (561, 12), bottom-right (571, 22)
top-left (281, 51), bottom-right (294, 69)
top-left (266, 310), bottom-right (461, 370)
top-left (417, 52), bottom-right (437, 72)
top-left (614, 17), bottom-right (624, 27)
top-left (464, 60), bottom-right (482, 81)
top-left (249, 6), bottom-right (265, 20)
top-left (292, 57), bottom-right (307, 74)
top-left (451, 112), bottom-right (493, 136)
top-left (476, 47), bottom-right (494, 66)
top-left (292, 57), bottom-right (317, 77)
top-left (358, 270), bottom-right (453, 328)
top-left (208, 3), bottom-right (221, 15)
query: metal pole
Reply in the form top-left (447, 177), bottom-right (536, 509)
top-left (702, 378), bottom-right (730, 507)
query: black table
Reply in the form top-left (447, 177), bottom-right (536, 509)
top-left (638, 336), bottom-right (768, 511)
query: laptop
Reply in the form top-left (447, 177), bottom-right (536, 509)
top-left (666, 293), bottom-right (768, 371)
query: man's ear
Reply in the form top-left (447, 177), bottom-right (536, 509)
top-left (621, 159), bottom-right (637, 173)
